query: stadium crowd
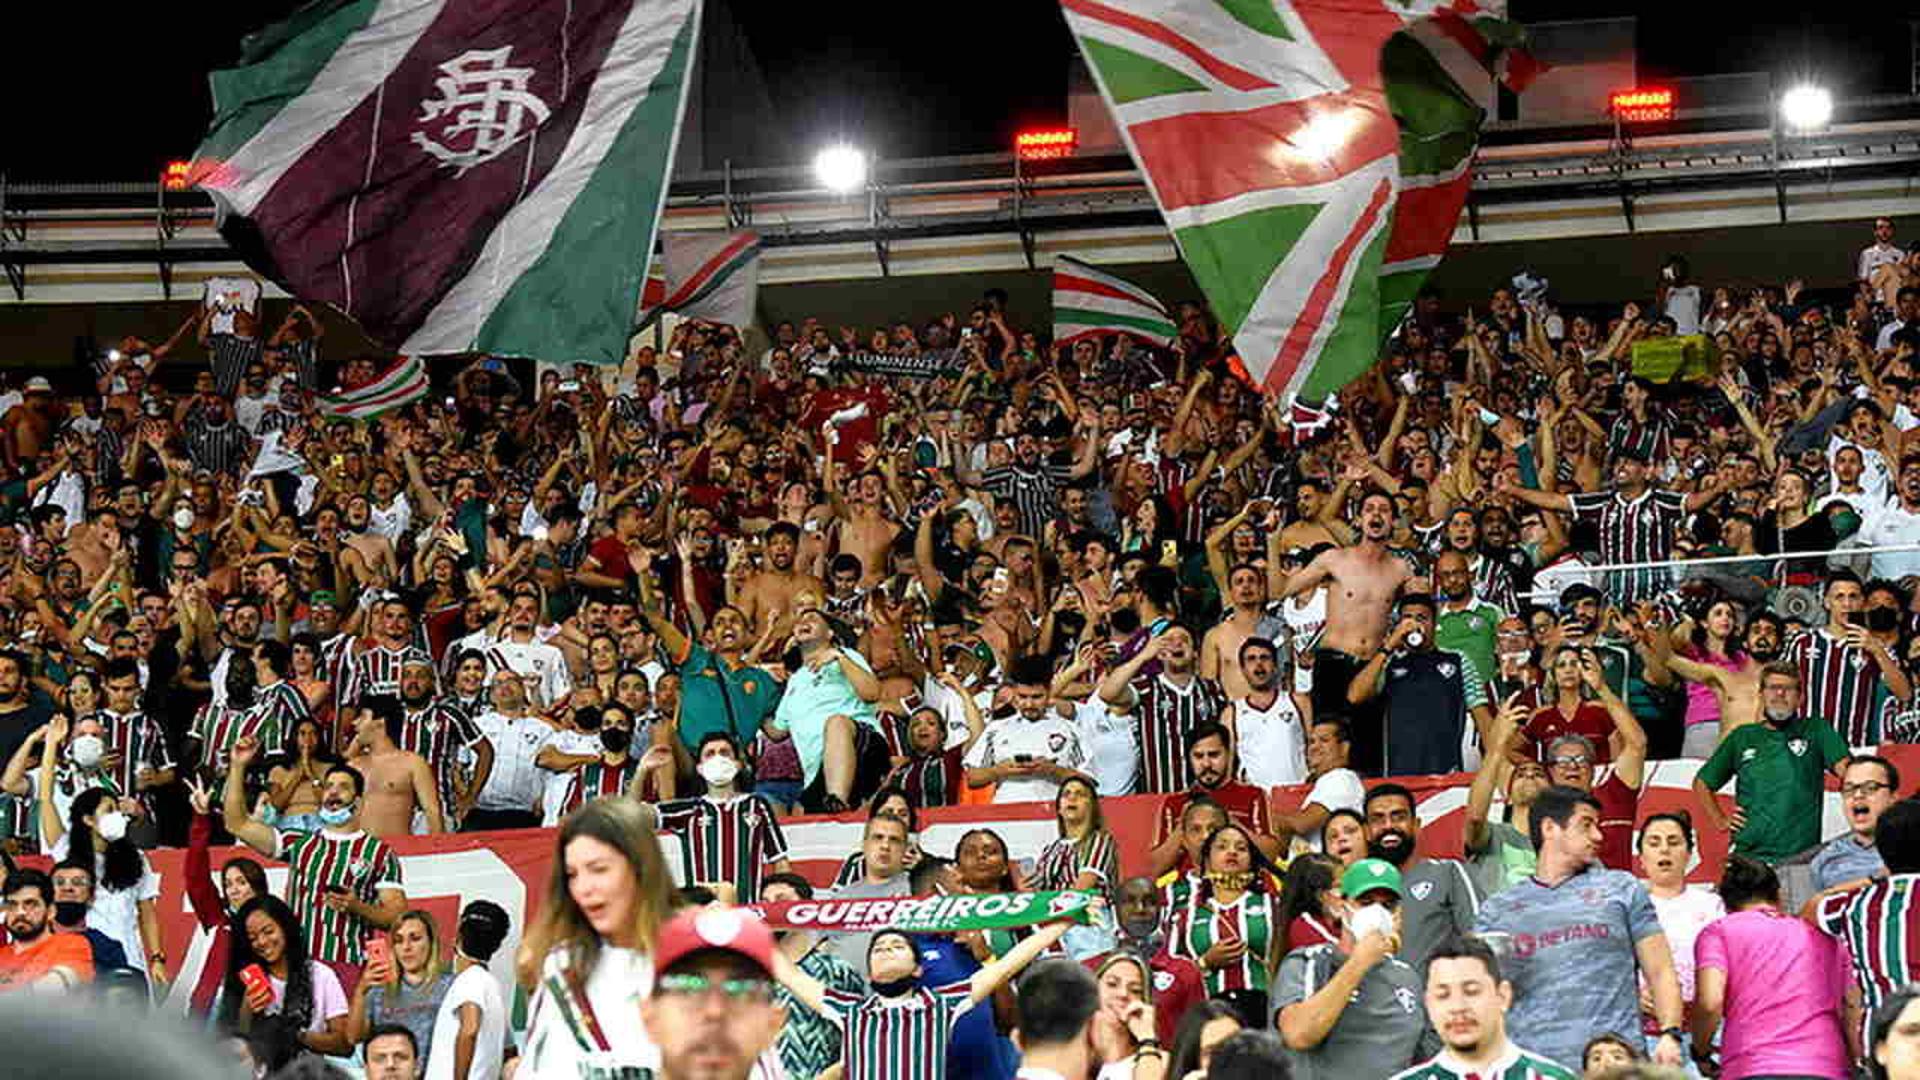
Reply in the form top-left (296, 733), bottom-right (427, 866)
top-left (4, 216), bottom-right (1920, 1080)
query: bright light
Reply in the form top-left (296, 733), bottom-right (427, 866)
top-left (162, 160), bottom-right (192, 190)
top-left (1780, 84), bottom-right (1833, 131)
top-left (1276, 108), bottom-right (1363, 166)
top-left (813, 145), bottom-right (868, 193)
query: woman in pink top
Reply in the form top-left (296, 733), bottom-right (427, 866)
top-left (1638, 812), bottom-right (1723, 1037)
top-left (1692, 855), bottom-right (1851, 1080)
top-left (1671, 602), bottom-right (1753, 758)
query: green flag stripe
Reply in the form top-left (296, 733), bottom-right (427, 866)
top-left (1055, 307), bottom-right (1176, 336)
top-left (198, 0), bottom-right (383, 164)
top-left (1172, 202), bottom-right (1319, 334)
top-left (1298, 223), bottom-right (1391, 399)
top-left (1384, 33), bottom-right (1484, 177)
top-left (473, 10), bottom-right (698, 363)
top-left (1214, 0), bottom-right (1292, 40)
top-left (1080, 37), bottom-right (1208, 104)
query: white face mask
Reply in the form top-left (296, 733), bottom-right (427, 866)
top-left (70, 734), bottom-right (105, 769)
top-left (96, 810), bottom-right (130, 843)
top-left (698, 756), bottom-right (740, 789)
top-left (172, 506), bottom-right (196, 531)
top-left (1348, 902), bottom-right (1395, 940)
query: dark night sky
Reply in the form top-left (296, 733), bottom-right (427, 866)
top-left (0, 3), bottom-right (1909, 182)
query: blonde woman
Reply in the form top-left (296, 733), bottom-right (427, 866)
top-left (347, 909), bottom-right (453, 1057)
top-left (519, 798), bottom-right (679, 1077)
top-left (1031, 774), bottom-right (1120, 902)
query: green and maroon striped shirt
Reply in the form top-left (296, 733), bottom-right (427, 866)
top-left (1168, 887), bottom-right (1277, 995)
top-left (1390, 1044), bottom-right (1578, 1080)
top-left (654, 794), bottom-right (789, 898)
top-left (276, 828), bottom-right (403, 965)
top-left (192, 702), bottom-right (287, 776)
top-left (400, 700), bottom-right (482, 816)
top-left (562, 757), bottom-right (645, 814)
top-left (825, 981), bottom-right (974, 1080)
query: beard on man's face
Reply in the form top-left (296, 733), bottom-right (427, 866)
top-left (1368, 828), bottom-right (1413, 867)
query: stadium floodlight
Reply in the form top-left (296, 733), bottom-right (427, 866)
top-left (1780, 84), bottom-right (1833, 131)
top-left (813, 145), bottom-right (868, 193)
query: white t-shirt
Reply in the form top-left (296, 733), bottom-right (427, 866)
top-left (485, 638), bottom-right (574, 708)
top-left (1662, 283), bottom-right (1702, 335)
top-left (1073, 697), bottom-right (1138, 797)
top-left (426, 964), bottom-right (507, 1080)
top-left (46, 838), bottom-right (160, 976)
top-left (1300, 767), bottom-right (1366, 852)
top-left (962, 713), bottom-right (1087, 804)
top-left (922, 676), bottom-right (993, 751)
top-left (1234, 693), bottom-right (1307, 789)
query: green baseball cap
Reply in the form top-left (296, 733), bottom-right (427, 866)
top-left (1340, 858), bottom-right (1404, 900)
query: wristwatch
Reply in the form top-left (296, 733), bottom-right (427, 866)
top-left (1660, 1027), bottom-right (1686, 1045)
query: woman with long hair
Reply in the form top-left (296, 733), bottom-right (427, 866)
top-left (37, 717), bottom-right (164, 984)
top-left (62, 668), bottom-right (103, 718)
top-left (266, 716), bottom-right (335, 833)
top-left (1526, 645), bottom-right (1619, 764)
top-left (520, 798), bottom-right (680, 1077)
top-left (1088, 952), bottom-right (1159, 1079)
top-left (1664, 603), bottom-right (1759, 758)
top-left (220, 895), bottom-right (351, 1057)
top-left (183, 778), bottom-right (271, 1012)
top-left (1165, 999), bottom-right (1244, 1080)
top-left (1166, 822), bottom-right (1283, 1028)
top-left (347, 909), bottom-right (454, 1057)
top-left (1276, 852), bottom-right (1343, 950)
top-left (1031, 774), bottom-right (1120, 903)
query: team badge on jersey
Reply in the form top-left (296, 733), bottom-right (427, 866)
top-left (1788, 738), bottom-right (1808, 757)
top-left (1410, 880), bottom-right (1433, 901)
top-left (1394, 986), bottom-right (1419, 1014)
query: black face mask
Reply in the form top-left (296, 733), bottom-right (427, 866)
top-left (600, 727), bottom-right (632, 754)
top-left (53, 901), bottom-right (88, 927)
top-left (870, 975), bottom-right (918, 998)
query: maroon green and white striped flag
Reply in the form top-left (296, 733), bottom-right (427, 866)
top-left (189, 0), bottom-right (703, 366)
top-left (637, 229), bottom-right (762, 329)
top-left (318, 354), bottom-right (429, 419)
top-left (1053, 255), bottom-right (1177, 345)
top-left (1060, 0), bottom-right (1535, 400)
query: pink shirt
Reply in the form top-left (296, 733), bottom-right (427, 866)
top-left (1679, 647), bottom-right (1744, 727)
top-left (1695, 907), bottom-right (1851, 1080)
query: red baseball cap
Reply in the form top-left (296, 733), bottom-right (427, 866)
top-left (652, 908), bottom-right (778, 981)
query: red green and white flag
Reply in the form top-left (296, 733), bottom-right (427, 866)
top-left (318, 355), bottom-right (429, 419)
top-left (189, 0), bottom-right (703, 366)
top-left (637, 229), bottom-right (761, 329)
top-left (1061, 0), bottom-right (1536, 400)
top-left (1053, 255), bottom-right (1177, 345)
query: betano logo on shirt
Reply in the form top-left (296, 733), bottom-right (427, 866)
top-left (1510, 923), bottom-right (1612, 958)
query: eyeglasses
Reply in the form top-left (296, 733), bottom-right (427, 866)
top-left (1549, 754), bottom-right (1591, 767)
top-left (655, 972), bottom-right (773, 1003)
top-left (1842, 782), bottom-right (1892, 798)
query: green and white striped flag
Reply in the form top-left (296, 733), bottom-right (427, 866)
top-left (189, 0), bottom-right (703, 366)
top-left (1053, 255), bottom-right (1177, 345)
top-left (1060, 0), bottom-right (1536, 399)
top-left (318, 354), bottom-right (429, 419)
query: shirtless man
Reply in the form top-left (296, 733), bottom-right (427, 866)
top-left (735, 522), bottom-right (825, 640)
top-left (1272, 476), bottom-right (1352, 555)
top-left (819, 428), bottom-right (901, 587)
top-left (346, 695), bottom-right (445, 838)
top-left (1201, 563), bottom-right (1283, 699)
top-left (1, 377), bottom-right (58, 471)
top-left (339, 494), bottom-right (399, 593)
top-left (1274, 489), bottom-right (1422, 777)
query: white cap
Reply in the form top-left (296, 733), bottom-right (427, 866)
top-left (23, 377), bottom-right (52, 393)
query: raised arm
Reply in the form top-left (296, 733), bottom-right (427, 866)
top-left (222, 737), bottom-right (279, 856)
top-left (1097, 635), bottom-right (1162, 708)
top-left (968, 920), bottom-right (1072, 1004)
top-left (1465, 695), bottom-right (1526, 852)
top-left (1493, 476), bottom-right (1575, 514)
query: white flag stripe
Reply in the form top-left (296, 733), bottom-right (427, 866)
top-left (403, 0), bottom-right (697, 356)
top-left (1157, 153), bottom-right (1394, 232)
top-left (1282, 183), bottom-right (1395, 398)
top-left (211, 0), bottom-right (448, 217)
top-left (1222, 158), bottom-right (1392, 374)
top-left (1397, 154), bottom-right (1473, 190)
top-left (1058, 257), bottom-right (1164, 307)
top-left (1380, 254), bottom-right (1444, 276)
top-left (1081, 0), bottom-right (1344, 96)
top-left (1057, 289), bottom-right (1170, 322)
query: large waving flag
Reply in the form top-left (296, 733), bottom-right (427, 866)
top-left (1053, 255), bottom-right (1177, 345)
top-left (1061, 0), bottom-right (1535, 399)
top-left (637, 229), bottom-right (762, 329)
top-left (189, 0), bottom-right (703, 366)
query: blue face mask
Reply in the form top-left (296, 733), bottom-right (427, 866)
top-left (318, 805), bottom-right (353, 828)
top-left (257, 803), bottom-right (281, 828)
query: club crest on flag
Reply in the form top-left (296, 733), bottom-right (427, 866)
top-left (413, 47), bottom-right (554, 175)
